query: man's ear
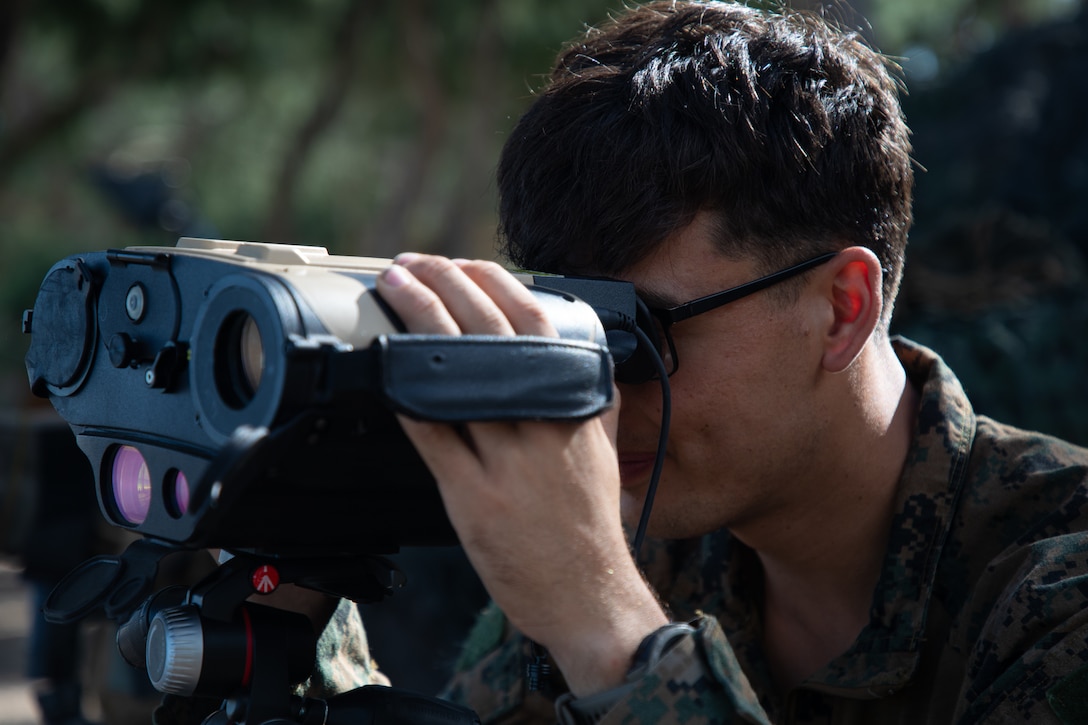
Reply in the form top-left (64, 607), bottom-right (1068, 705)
top-left (821, 247), bottom-right (882, 373)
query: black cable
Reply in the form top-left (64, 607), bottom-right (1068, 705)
top-left (525, 309), bottom-right (671, 692)
top-left (594, 309), bottom-right (671, 560)
top-left (624, 324), bottom-right (670, 560)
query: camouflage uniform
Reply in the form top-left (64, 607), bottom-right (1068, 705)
top-left (442, 337), bottom-right (1088, 724)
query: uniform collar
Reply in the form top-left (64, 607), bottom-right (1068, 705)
top-left (799, 337), bottom-right (977, 694)
top-left (640, 336), bottom-right (978, 706)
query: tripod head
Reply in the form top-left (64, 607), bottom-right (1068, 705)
top-left (45, 538), bottom-right (479, 724)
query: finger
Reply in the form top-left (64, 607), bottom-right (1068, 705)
top-left (397, 415), bottom-right (480, 472)
top-left (375, 262), bottom-right (461, 335)
top-left (453, 259), bottom-right (558, 338)
top-left (397, 416), bottom-right (510, 522)
top-left (395, 254), bottom-right (516, 336)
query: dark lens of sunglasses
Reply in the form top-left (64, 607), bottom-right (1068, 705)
top-left (613, 315), bottom-right (672, 384)
top-left (614, 349), bottom-right (657, 384)
top-left (651, 316), bottom-right (676, 375)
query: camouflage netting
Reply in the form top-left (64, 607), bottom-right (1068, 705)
top-left (892, 4), bottom-right (1088, 445)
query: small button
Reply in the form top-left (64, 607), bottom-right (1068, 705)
top-left (108, 333), bottom-right (137, 368)
top-left (126, 283), bottom-right (147, 322)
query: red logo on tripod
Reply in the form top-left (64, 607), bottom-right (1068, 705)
top-left (252, 564), bottom-right (280, 594)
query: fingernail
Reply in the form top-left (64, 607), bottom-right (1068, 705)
top-left (380, 264), bottom-right (411, 288)
top-left (393, 252), bottom-right (419, 265)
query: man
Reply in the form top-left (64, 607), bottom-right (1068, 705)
top-left (374, 1), bottom-right (1088, 723)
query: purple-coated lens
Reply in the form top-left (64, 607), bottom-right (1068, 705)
top-left (169, 470), bottom-right (190, 517)
top-left (112, 446), bottom-right (151, 525)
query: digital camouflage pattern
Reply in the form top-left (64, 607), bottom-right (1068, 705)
top-left (442, 337), bottom-right (1088, 724)
top-left (300, 596), bottom-right (388, 697)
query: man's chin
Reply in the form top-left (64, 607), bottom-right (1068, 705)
top-left (621, 494), bottom-right (724, 542)
top-left (620, 488), bottom-right (649, 523)
top-left (620, 492), bottom-right (676, 540)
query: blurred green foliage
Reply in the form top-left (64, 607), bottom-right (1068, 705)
top-left (871, 0), bottom-right (1079, 61)
top-left (2, 0), bottom-right (1085, 445)
top-left (890, 2), bottom-right (1088, 446)
top-left (0, 0), bottom-right (624, 396)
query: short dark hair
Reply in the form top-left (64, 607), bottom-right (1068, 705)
top-left (497, 0), bottom-right (913, 318)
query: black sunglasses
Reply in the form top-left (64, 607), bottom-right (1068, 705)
top-left (615, 251), bottom-right (839, 384)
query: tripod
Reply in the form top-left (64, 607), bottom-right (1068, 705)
top-left (45, 539), bottom-right (480, 725)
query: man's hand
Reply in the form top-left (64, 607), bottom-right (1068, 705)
top-left (375, 254), bottom-right (668, 696)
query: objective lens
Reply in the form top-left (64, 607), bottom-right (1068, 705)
top-left (111, 445), bottom-right (151, 525)
top-left (240, 314), bottom-right (263, 393)
top-left (215, 312), bottom-right (264, 409)
top-left (167, 469), bottom-right (190, 518)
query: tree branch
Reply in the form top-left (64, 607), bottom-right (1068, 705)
top-left (261, 0), bottom-right (370, 242)
top-left (357, 0), bottom-right (450, 257)
top-left (0, 72), bottom-right (114, 179)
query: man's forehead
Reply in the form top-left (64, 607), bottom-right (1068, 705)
top-left (613, 221), bottom-right (757, 308)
